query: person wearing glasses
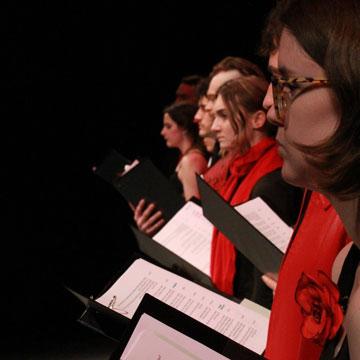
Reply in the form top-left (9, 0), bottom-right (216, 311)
top-left (260, 2), bottom-right (351, 359)
top-left (262, 0), bottom-right (360, 359)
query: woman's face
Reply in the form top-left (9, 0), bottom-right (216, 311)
top-left (276, 29), bottom-right (340, 190)
top-left (160, 113), bottom-right (184, 148)
top-left (211, 95), bottom-right (237, 151)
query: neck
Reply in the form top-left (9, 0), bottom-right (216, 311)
top-left (179, 136), bottom-right (194, 155)
top-left (248, 131), bottom-right (267, 147)
top-left (328, 194), bottom-right (360, 246)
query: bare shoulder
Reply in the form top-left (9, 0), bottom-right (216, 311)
top-left (180, 151), bottom-right (207, 171)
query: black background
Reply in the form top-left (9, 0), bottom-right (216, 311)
top-left (3, 0), bottom-right (275, 357)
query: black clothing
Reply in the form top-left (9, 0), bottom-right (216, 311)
top-left (232, 169), bottom-right (304, 309)
top-left (320, 244), bottom-right (360, 359)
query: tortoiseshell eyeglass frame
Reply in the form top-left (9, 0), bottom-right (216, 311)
top-left (270, 75), bottom-right (330, 124)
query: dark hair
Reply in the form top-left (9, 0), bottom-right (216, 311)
top-left (163, 102), bottom-right (202, 145)
top-left (281, 0), bottom-right (360, 198)
top-left (217, 76), bottom-right (275, 154)
top-left (258, 0), bottom-right (289, 57)
top-left (210, 56), bottom-right (264, 79)
top-left (175, 75), bottom-right (203, 104)
top-left (180, 74), bottom-right (203, 86)
top-left (195, 77), bottom-right (210, 99)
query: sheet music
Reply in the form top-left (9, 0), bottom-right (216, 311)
top-left (153, 201), bottom-right (212, 276)
top-left (234, 197), bottom-right (293, 253)
top-left (97, 259), bottom-right (269, 354)
top-left (121, 313), bottom-right (230, 360)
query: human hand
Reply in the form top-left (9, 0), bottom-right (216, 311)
top-left (261, 272), bottom-right (278, 296)
top-left (133, 198), bottom-right (165, 236)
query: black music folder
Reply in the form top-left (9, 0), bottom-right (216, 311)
top-left (197, 175), bottom-right (285, 274)
top-left (93, 149), bottom-right (130, 184)
top-left (131, 225), bottom-right (214, 289)
top-left (94, 149), bottom-right (185, 221)
top-left (116, 293), bottom-right (263, 359)
top-left (66, 249), bottom-right (213, 342)
top-left (68, 253), bottom-right (270, 356)
top-left (66, 287), bottom-right (130, 341)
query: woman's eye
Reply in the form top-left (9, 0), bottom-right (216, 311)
top-left (218, 111), bottom-right (228, 120)
top-left (283, 83), bottom-right (299, 97)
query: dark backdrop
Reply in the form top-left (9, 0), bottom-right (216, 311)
top-left (3, 0), bottom-right (275, 355)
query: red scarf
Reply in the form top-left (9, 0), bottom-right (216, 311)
top-left (209, 137), bottom-right (283, 295)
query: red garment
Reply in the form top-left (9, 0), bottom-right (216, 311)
top-left (265, 191), bottom-right (351, 360)
top-left (203, 153), bottom-right (231, 191)
top-left (206, 137), bottom-right (283, 295)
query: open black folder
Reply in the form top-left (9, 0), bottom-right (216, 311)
top-left (66, 251), bottom-right (214, 343)
top-left (131, 225), bottom-right (214, 289)
top-left (94, 149), bottom-right (185, 221)
top-left (116, 293), bottom-right (263, 359)
top-left (196, 175), bottom-right (285, 274)
top-left (66, 286), bottom-right (130, 341)
top-left (68, 254), bottom-right (269, 356)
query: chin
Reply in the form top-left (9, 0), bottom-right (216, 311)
top-left (280, 165), bottom-right (306, 188)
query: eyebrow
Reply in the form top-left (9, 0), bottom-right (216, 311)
top-left (278, 65), bottom-right (298, 77)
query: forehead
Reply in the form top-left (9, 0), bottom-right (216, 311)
top-left (208, 70), bottom-right (240, 95)
top-left (213, 94), bottom-right (225, 110)
top-left (163, 113), bottom-right (175, 123)
top-left (198, 96), bottom-right (208, 106)
top-left (278, 29), bottom-right (326, 78)
top-left (268, 51), bottom-right (279, 71)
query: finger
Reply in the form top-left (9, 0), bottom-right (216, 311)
top-left (134, 199), bottom-right (146, 219)
top-left (261, 274), bottom-right (277, 292)
top-left (141, 202), bottom-right (157, 219)
top-left (128, 202), bottom-right (136, 212)
top-left (141, 210), bottom-right (163, 230)
top-left (145, 218), bottom-right (166, 236)
top-left (136, 203), bottom-right (156, 228)
top-left (265, 272), bottom-right (279, 282)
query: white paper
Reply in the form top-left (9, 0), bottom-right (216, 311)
top-left (120, 313), bottom-right (230, 360)
top-left (234, 197), bottom-right (293, 253)
top-left (97, 259), bottom-right (269, 354)
top-left (153, 201), bottom-right (212, 276)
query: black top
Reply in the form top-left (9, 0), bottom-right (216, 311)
top-left (232, 169), bottom-right (304, 309)
top-left (320, 243), bottom-right (360, 359)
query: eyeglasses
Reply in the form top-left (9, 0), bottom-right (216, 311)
top-left (271, 75), bottom-right (330, 124)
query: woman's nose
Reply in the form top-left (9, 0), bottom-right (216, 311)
top-left (263, 84), bottom-right (273, 110)
top-left (211, 117), bottom-right (220, 132)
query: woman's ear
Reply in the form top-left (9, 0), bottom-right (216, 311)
top-left (249, 110), bottom-right (267, 130)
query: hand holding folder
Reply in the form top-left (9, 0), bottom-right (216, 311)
top-left (93, 149), bottom-right (185, 221)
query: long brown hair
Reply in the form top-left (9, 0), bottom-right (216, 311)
top-left (281, 0), bottom-right (360, 198)
top-left (216, 75), bottom-right (272, 155)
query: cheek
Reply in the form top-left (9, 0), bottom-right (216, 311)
top-left (286, 89), bottom-right (339, 146)
top-left (202, 116), bottom-right (213, 129)
top-left (278, 130), bottom-right (322, 190)
top-left (224, 124), bottom-right (237, 140)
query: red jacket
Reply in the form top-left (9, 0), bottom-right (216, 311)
top-left (265, 191), bottom-right (351, 360)
top-left (204, 137), bottom-right (283, 295)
